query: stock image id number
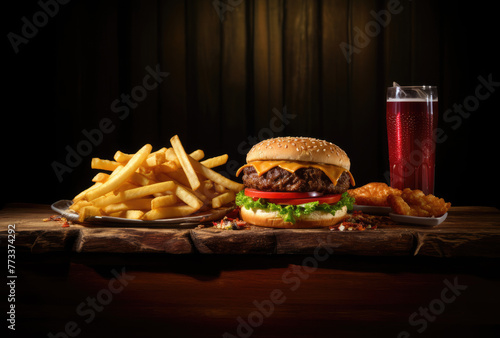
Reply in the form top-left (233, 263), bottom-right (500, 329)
top-left (7, 224), bottom-right (16, 331)
top-left (7, 224), bottom-right (16, 275)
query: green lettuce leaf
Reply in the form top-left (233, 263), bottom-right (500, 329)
top-left (235, 190), bottom-right (355, 224)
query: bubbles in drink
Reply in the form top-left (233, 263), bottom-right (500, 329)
top-left (386, 99), bottom-right (438, 194)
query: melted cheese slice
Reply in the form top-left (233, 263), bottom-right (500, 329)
top-left (236, 161), bottom-right (355, 187)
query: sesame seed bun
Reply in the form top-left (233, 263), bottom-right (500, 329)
top-left (246, 136), bottom-right (351, 171)
top-left (239, 205), bottom-right (348, 229)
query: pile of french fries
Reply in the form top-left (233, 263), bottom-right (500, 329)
top-left (70, 135), bottom-right (244, 222)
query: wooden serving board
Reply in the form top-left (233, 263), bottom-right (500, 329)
top-left (1, 204), bottom-right (499, 257)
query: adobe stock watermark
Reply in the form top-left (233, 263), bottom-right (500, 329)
top-left (397, 277), bottom-right (468, 337)
top-left (384, 73), bottom-right (499, 185)
top-left (223, 236), bottom-right (338, 338)
top-left (217, 106), bottom-right (296, 179)
top-left (442, 73), bottom-right (499, 130)
top-left (340, 0), bottom-right (404, 63)
top-left (51, 64), bottom-right (169, 183)
top-left (47, 267), bottom-right (135, 338)
top-left (7, 0), bottom-right (71, 54)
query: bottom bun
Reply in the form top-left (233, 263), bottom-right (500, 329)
top-left (239, 206), bottom-right (348, 229)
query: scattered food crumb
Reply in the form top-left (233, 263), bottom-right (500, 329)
top-left (43, 215), bottom-right (72, 228)
top-left (212, 216), bottom-right (247, 230)
top-left (330, 211), bottom-right (394, 231)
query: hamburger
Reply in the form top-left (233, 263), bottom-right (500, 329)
top-left (235, 137), bottom-right (355, 228)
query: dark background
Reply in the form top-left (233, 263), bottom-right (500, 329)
top-left (2, 0), bottom-right (499, 208)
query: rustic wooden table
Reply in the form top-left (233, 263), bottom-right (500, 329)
top-left (1, 204), bottom-right (500, 337)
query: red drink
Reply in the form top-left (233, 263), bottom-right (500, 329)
top-left (386, 98), bottom-right (438, 195)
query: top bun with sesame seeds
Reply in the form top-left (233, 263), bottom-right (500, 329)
top-left (246, 136), bottom-right (351, 171)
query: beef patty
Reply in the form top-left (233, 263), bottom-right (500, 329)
top-left (241, 166), bottom-right (351, 194)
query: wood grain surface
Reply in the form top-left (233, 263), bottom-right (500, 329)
top-left (1, 204), bottom-right (499, 257)
top-left (2, 204), bottom-right (499, 337)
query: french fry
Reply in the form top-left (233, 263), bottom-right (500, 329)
top-left (109, 210), bottom-right (144, 219)
top-left (148, 147), bottom-right (167, 159)
top-left (200, 180), bottom-right (214, 190)
top-left (154, 171), bottom-right (173, 184)
top-left (212, 191), bottom-right (236, 209)
top-left (108, 211), bottom-right (125, 218)
top-left (175, 185), bottom-right (204, 210)
top-left (143, 206), bottom-right (197, 221)
top-left (156, 161), bottom-right (177, 174)
top-left (151, 195), bottom-right (177, 209)
top-left (103, 198), bottom-right (153, 214)
top-left (136, 167), bottom-right (156, 181)
top-left (154, 147), bottom-right (168, 155)
top-left (113, 150), bottom-right (131, 163)
top-left (164, 147), bottom-right (180, 167)
top-left (124, 210), bottom-right (145, 220)
top-left (78, 206), bottom-right (102, 222)
top-left (144, 152), bottom-right (165, 167)
top-left (128, 172), bottom-right (156, 186)
top-left (188, 156), bottom-right (244, 192)
top-left (86, 144), bottom-right (152, 201)
top-left (92, 181), bottom-right (176, 208)
top-left (114, 147), bottom-right (166, 164)
top-left (92, 172), bottom-right (110, 183)
top-left (200, 154), bottom-right (228, 168)
top-left (109, 165), bottom-right (124, 178)
top-left (189, 149), bottom-right (205, 161)
top-left (113, 182), bottom-right (139, 194)
top-left (170, 135), bottom-right (200, 191)
top-left (214, 182), bottom-right (228, 193)
top-left (163, 169), bottom-right (191, 187)
top-left (69, 200), bottom-right (92, 212)
top-left (197, 180), bottom-right (218, 199)
top-left (165, 147), bottom-right (202, 164)
top-left (91, 158), bottom-right (121, 171)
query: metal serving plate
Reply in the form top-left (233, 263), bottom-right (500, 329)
top-left (389, 212), bottom-right (448, 227)
top-left (51, 200), bottom-right (235, 227)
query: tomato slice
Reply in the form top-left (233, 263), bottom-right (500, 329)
top-left (244, 188), bottom-right (323, 199)
top-left (244, 189), bottom-right (342, 205)
top-left (266, 194), bottom-right (342, 205)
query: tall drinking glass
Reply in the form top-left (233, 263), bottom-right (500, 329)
top-left (386, 86), bottom-right (438, 195)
